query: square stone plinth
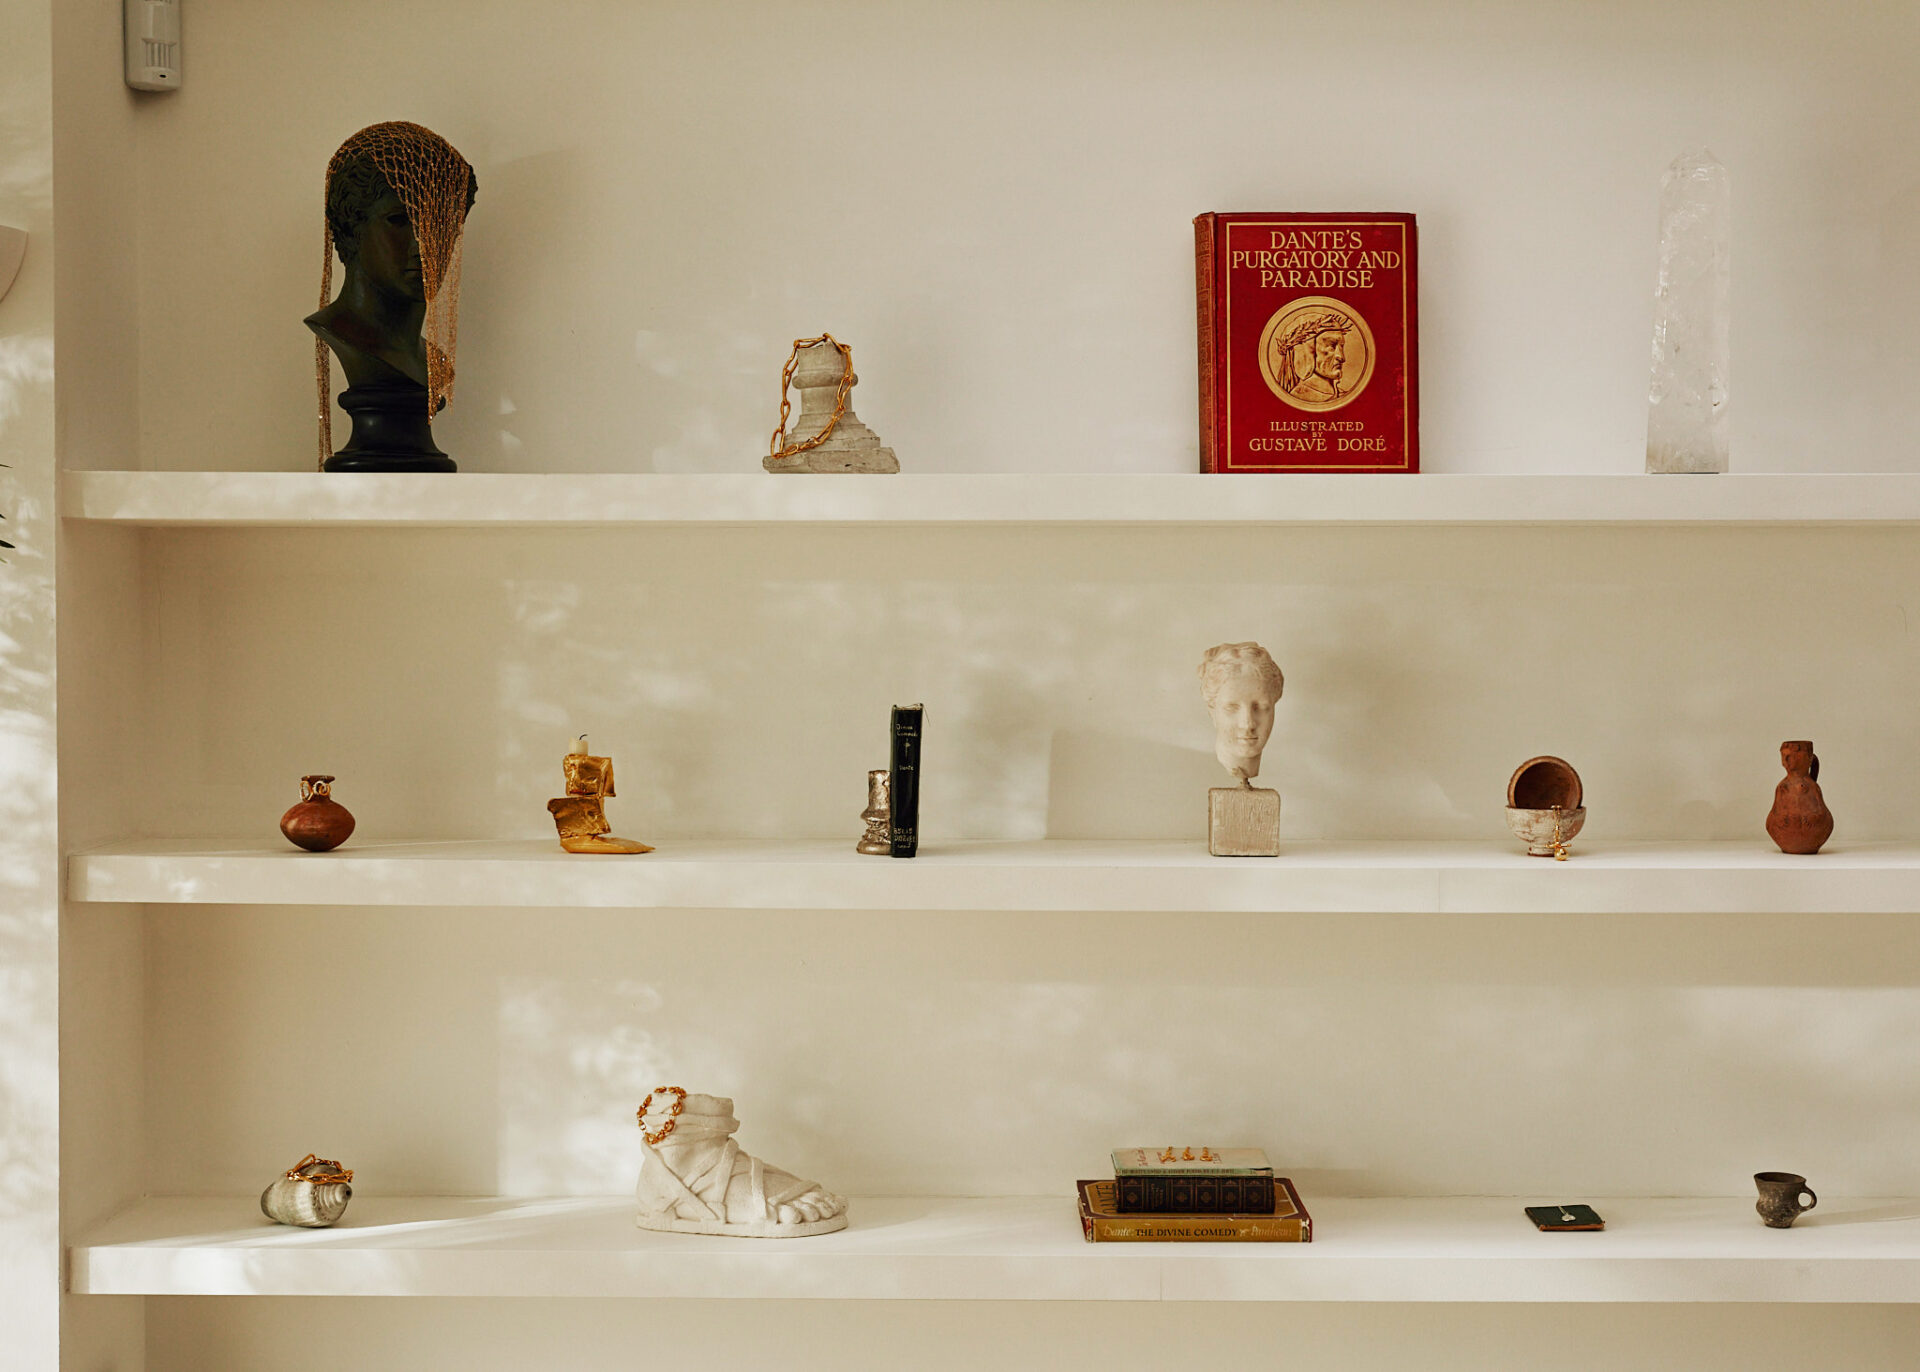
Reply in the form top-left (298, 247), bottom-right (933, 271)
top-left (1209, 787), bottom-right (1280, 857)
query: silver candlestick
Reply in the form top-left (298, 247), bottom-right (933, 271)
top-left (857, 769), bottom-right (891, 855)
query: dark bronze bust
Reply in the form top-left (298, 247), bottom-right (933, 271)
top-left (307, 123), bottom-right (476, 472)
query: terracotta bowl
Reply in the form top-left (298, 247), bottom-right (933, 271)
top-left (1507, 755), bottom-right (1583, 811)
top-left (1505, 805), bottom-right (1586, 857)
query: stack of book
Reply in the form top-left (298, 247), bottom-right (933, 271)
top-left (1078, 1147), bottom-right (1311, 1242)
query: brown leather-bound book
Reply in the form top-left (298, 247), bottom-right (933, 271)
top-left (1194, 213), bottom-right (1219, 468)
top-left (1077, 1178), bottom-right (1312, 1242)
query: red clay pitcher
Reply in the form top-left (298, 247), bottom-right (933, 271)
top-left (1765, 741), bottom-right (1832, 855)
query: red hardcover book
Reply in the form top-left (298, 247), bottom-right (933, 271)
top-left (1195, 212), bottom-right (1418, 473)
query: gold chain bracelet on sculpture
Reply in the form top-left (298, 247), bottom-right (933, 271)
top-left (767, 334), bottom-right (853, 462)
top-left (636, 1086), bottom-right (688, 1145)
top-left (284, 1153), bottom-right (354, 1185)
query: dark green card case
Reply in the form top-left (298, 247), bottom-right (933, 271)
top-left (1525, 1204), bottom-right (1605, 1231)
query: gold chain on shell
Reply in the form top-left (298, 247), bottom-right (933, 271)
top-left (284, 1153), bottom-right (354, 1185)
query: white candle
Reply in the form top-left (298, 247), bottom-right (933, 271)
top-left (570, 734), bottom-right (589, 755)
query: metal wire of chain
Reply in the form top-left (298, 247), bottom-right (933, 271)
top-left (284, 1153), bottom-right (354, 1185)
top-left (767, 334), bottom-right (854, 462)
top-left (636, 1086), bottom-right (687, 1146)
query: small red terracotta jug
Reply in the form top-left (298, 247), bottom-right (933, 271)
top-left (1765, 742), bottom-right (1832, 855)
top-left (280, 775), bottom-right (355, 852)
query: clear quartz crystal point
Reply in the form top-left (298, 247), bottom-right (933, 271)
top-left (1646, 150), bottom-right (1730, 473)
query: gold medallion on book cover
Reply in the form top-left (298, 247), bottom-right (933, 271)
top-left (1258, 296), bottom-right (1376, 412)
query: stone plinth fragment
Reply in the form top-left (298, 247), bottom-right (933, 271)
top-left (763, 340), bottom-right (898, 474)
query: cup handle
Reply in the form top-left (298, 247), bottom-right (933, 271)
top-left (1800, 1188), bottom-right (1818, 1212)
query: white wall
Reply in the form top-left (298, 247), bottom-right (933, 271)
top-left (43, 2), bottom-right (1920, 1369)
top-left (116, 0), bottom-right (1920, 476)
top-left (126, 513), bottom-right (1920, 1365)
top-left (137, 524), bottom-right (1920, 845)
top-left (53, 0), bottom-right (153, 1365)
top-left (140, 1299), bottom-right (1920, 1372)
top-left (144, 901), bottom-right (1920, 1202)
top-left (0, 0), bottom-right (59, 1367)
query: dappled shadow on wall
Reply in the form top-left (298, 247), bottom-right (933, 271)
top-left (163, 523), bottom-right (1920, 842)
top-left (481, 908), bottom-right (1920, 1201)
top-left (494, 972), bottom-right (841, 1197)
top-left (0, 130), bottom-right (56, 1285)
top-left (475, 529), bottom-right (1529, 844)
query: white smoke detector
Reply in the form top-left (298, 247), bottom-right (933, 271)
top-left (124, 0), bottom-right (182, 91)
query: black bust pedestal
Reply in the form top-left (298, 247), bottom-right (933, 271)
top-left (325, 378), bottom-right (457, 473)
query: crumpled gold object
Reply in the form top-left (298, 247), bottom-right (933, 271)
top-left (547, 739), bottom-right (653, 854)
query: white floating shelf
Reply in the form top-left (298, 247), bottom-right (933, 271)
top-left (59, 471), bottom-right (1920, 528)
top-left (69, 1193), bottom-right (1920, 1302)
top-left (66, 838), bottom-right (1920, 913)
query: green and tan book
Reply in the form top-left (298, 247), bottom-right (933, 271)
top-left (1110, 1147), bottom-right (1272, 1177)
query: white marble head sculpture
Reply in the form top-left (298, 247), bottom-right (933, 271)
top-left (1199, 642), bottom-right (1284, 784)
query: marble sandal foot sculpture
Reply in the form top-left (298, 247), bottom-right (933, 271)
top-left (634, 1090), bottom-right (849, 1238)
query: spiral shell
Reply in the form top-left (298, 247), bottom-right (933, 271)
top-left (260, 1177), bottom-right (352, 1228)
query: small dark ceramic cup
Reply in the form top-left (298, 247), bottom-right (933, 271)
top-left (1754, 1172), bottom-right (1818, 1228)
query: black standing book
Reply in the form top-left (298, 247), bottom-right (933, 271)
top-left (889, 704), bottom-right (922, 858)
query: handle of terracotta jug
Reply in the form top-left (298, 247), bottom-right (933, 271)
top-left (1810, 754), bottom-right (1820, 783)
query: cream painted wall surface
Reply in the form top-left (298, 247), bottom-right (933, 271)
top-left (144, 904), bottom-right (1920, 1200)
top-left (141, 524), bottom-right (1920, 843)
top-left (0, 1), bottom-right (58, 1367)
top-left (142, 1300), bottom-right (1920, 1372)
top-left (115, 0), bottom-right (1920, 475)
top-left (53, 0), bottom-right (151, 1365)
top-left (45, 3), bottom-right (1920, 1368)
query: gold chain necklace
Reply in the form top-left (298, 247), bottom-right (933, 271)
top-left (767, 334), bottom-right (853, 463)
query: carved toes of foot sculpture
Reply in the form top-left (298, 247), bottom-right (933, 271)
top-left (633, 1090), bottom-right (849, 1238)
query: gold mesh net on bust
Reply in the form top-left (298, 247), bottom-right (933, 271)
top-left (317, 121), bottom-right (476, 467)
